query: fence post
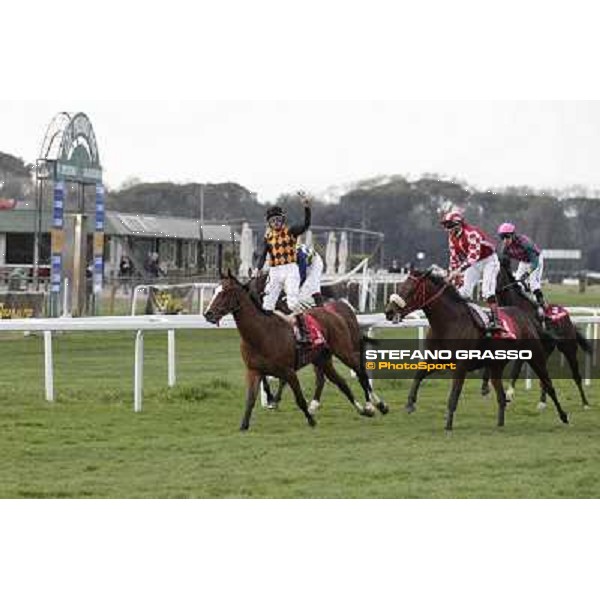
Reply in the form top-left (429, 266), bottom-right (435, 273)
top-left (44, 331), bottom-right (54, 402)
top-left (585, 322), bottom-right (592, 386)
top-left (168, 329), bottom-right (176, 387)
top-left (134, 330), bottom-right (144, 412)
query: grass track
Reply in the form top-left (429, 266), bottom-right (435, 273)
top-left (1, 325), bottom-right (599, 498)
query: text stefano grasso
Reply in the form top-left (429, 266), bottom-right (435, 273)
top-left (364, 349), bottom-right (533, 361)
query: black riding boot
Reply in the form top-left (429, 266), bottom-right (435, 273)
top-left (486, 297), bottom-right (502, 334)
top-left (296, 316), bottom-right (311, 346)
top-left (312, 293), bottom-right (324, 307)
top-left (534, 290), bottom-right (547, 314)
top-left (533, 289), bottom-right (547, 327)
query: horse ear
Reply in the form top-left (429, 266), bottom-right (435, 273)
top-left (218, 268), bottom-right (225, 279)
top-left (227, 268), bottom-right (233, 278)
top-left (248, 268), bottom-right (253, 278)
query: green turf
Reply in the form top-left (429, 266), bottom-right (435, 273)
top-left (1, 326), bottom-right (599, 498)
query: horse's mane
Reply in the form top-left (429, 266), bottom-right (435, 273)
top-left (415, 268), bottom-right (470, 306)
top-left (497, 262), bottom-right (533, 304)
top-left (237, 277), bottom-right (274, 316)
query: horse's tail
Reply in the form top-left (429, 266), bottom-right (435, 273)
top-left (576, 328), bottom-right (593, 355)
top-left (362, 334), bottom-right (382, 346)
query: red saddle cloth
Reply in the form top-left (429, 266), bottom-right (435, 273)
top-left (295, 314), bottom-right (327, 347)
top-left (544, 304), bottom-right (569, 324)
top-left (491, 309), bottom-right (519, 340)
top-left (294, 313), bottom-right (328, 368)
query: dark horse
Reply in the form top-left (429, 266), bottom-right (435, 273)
top-left (204, 271), bottom-right (388, 430)
top-left (481, 262), bottom-right (592, 409)
top-left (247, 272), bottom-right (377, 414)
top-left (384, 267), bottom-right (569, 430)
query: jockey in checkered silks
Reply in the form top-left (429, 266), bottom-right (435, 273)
top-left (254, 191), bottom-right (312, 315)
top-left (441, 210), bottom-right (502, 332)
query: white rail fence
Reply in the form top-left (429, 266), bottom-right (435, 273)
top-left (0, 308), bottom-right (598, 412)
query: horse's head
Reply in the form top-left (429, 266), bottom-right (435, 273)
top-left (384, 267), bottom-right (445, 322)
top-left (204, 269), bottom-right (247, 325)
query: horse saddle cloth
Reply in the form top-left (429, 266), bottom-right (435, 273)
top-left (467, 303), bottom-right (518, 340)
top-left (293, 313), bottom-right (328, 369)
top-left (544, 304), bottom-right (569, 324)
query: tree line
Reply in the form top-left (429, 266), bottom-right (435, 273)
top-left (2, 151), bottom-right (599, 270)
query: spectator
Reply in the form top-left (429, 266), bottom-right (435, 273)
top-left (144, 252), bottom-right (162, 278)
top-left (119, 255), bottom-right (134, 293)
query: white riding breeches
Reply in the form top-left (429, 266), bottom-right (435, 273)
top-left (299, 253), bottom-right (324, 302)
top-left (459, 253), bottom-right (500, 300)
top-left (515, 255), bottom-right (544, 292)
top-left (263, 262), bottom-right (300, 311)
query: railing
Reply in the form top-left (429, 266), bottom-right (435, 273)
top-left (0, 308), bottom-right (597, 413)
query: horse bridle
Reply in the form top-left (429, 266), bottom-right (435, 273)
top-left (390, 272), bottom-right (450, 316)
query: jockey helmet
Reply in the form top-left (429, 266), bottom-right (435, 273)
top-left (440, 210), bottom-right (465, 229)
top-left (497, 222), bottom-right (516, 237)
top-left (265, 206), bottom-right (285, 220)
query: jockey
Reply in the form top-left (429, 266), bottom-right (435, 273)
top-left (297, 242), bottom-right (324, 308)
top-left (441, 210), bottom-right (501, 331)
top-left (497, 222), bottom-right (546, 314)
top-left (255, 191), bottom-right (312, 315)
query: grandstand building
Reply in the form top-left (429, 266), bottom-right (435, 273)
top-left (0, 205), bottom-right (239, 281)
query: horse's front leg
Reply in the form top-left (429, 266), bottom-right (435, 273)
top-left (274, 378), bottom-right (287, 405)
top-left (240, 369), bottom-right (261, 431)
top-left (489, 365), bottom-right (508, 427)
top-left (445, 371), bottom-right (466, 431)
top-left (506, 358), bottom-right (523, 403)
top-left (308, 365), bottom-right (326, 415)
top-left (260, 375), bottom-right (276, 408)
top-left (481, 366), bottom-right (491, 397)
top-left (406, 368), bottom-right (432, 413)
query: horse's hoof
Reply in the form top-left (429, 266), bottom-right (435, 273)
top-left (377, 402), bottom-right (390, 415)
top-left (583, 404), bottom-right (592, 411)
top-left (307, 416), bottom-right (317, 427)
top-left (481, 387), bottom-right (490, 397)
top-left (239, 424), bottom-right (250, 432)
top-left (405, 403), bottom-right (416, 414)
top-left (266, 402), bottom-right (279, 411)
top-left (308, 400), bottom-right (320, 415)
top-left (561, 413), bottom-right (570, 425)
top-left (537, 401), bottom-right (547, 411)
top-left (506, 388), bottom-right (515, 403)
top-left (363, 403), bottom-right (376, 417)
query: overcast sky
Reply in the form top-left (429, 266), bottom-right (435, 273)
top-left (2, 100), bottom-right (600, 202)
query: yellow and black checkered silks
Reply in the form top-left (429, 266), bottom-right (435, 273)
top-left (265, 226), bottom-right (298, 266)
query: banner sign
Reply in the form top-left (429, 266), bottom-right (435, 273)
top-left (145, 286), bottom-right (194, 315)
top-left (0, 292), bottom-right (46, 319)
top-left (50, 181), bottom-right (65, 293)
top-left (93, 183), bottom-right (105, 293)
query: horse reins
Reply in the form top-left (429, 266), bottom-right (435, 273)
top-left (392, 273), bottom-right (450, 314)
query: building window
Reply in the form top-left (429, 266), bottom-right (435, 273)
top-left (5, 233), bottom-right (50, 264)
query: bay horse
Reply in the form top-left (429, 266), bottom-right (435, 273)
top-left (384, 267), bottom-right (569, 430)
top-left (481, 262), bottom-right (592, 409)
top-left (247, 272), bottom-right (379, 414)
top-left (203, 271), bottom-right (387, 430)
